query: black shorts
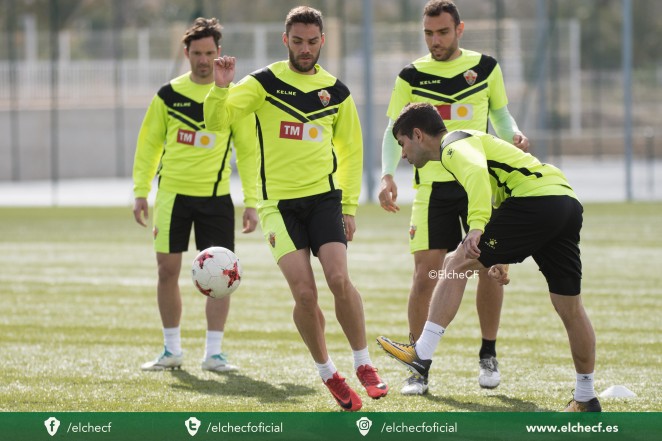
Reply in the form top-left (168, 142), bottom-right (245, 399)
top-left (260, 189), bottom-right (346, 260)
top-left (165, 193), bottom-right (235, 253)
top-left (476, 196), bottom-right (583, 296)
top-left (410, 181), bottom-right (469, 252)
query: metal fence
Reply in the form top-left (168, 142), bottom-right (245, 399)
top-left (0, 4), bottom-right (660, 201)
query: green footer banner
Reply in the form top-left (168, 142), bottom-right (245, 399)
top-left (1, 412), bottom-right (659, 441)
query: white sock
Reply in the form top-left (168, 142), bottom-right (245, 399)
top-left (352, 347), bottom-right (372, 370)
top-left (315, 358), bottom-right (338, 383)
top-left (204, 330), bottom-right (224, 359)
top-left (574, 372), bottom-right (596, 402)
top-left (163, 326), bottom-right (182, 355)
top-left (415, 321), bottom-right (445, 360)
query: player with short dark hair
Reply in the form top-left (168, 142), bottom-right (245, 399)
top-left (378, 102), bottom-right (601, 412)
top-left (133, 17), bottom-right (258, 373)
top-left (378, 0), bottom-right (529, 395)
top-left (204, 6), bottom-right (388, 412)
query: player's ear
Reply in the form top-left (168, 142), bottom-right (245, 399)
top-left (282, 32), bottom-right (288, 47)
top-left (456, 21), bottom-right (465, 38)
top-left (413, 127), bottom-right (423, 142)
top-left (320, 33), bottom-right (325, 47)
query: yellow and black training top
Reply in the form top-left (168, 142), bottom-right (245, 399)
top-left (205, 61), bottom-right (363, 216)
top-left (387, 49), bottom-right (509, 186)
top-left (133, 72), bottom-right (258, 206)
top-left (440, 130), bottom-right (577, 232)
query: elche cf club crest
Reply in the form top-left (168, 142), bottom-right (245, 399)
top-left (463, 69), bottom-right (477, 85)
top-left (318, 89), bottom-right (331, 107)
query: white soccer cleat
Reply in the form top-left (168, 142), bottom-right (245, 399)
top-left (201, 353), bottom-right (239, 372)
top-left (141, 347), bottom-right (183, 371)
top-left (478, 356), bottom-right (500, 389)
top-left (400, 373), bottom-right (429, 395)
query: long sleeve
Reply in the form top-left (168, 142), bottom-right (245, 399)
top-left (441, 138), bottom-right (492, 232)
top-left (381, 119), bottom-right (401, 177)
top-left (230, 113), bottom-right (258, 208)
top-left (133, 95), bottom-right (167, 198)
top-left (204, 79), bottom-right (265, 132)
top-left (489, 105), bottom-right (521, 143)
top-left (333, 95), bottom-right (363, 216)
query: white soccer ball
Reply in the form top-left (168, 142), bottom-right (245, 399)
top-left (191, 246), bottom-right (242, 299)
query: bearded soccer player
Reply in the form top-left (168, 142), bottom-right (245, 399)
top-left (378, 0), bottom-right (529, 395)
top-left (133, 18), bottom-right (258, 373)
top-left (204, 6), bottom-right (387, 411)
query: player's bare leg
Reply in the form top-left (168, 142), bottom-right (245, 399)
top-left (476, 269), bottom-right (503, 388)
top-left (278, 249), bottom-right (328, 363)
top-left (206, 294), bottom-right (230, 331)
top-left (401, 249), bottom-right (444, 395)
top-left (279, 247), bottom-right (368, 410)
top-left (476, 271), bottom-right (502, 341)
top-left (552, 292), bottom-right (599, 411)
top-left (141, 252), bottom-right (184, 371)
top-left (377, 250), bottom-right (479, 384)
top-left (201, 295), bottom-right (238, 372)
top-left (426, 250), bottom-right (476, 329)
top-left (317, 242), bottom-right (367, 350)
top-left (409, 249), bottom-right (446, 340)
top-left (318, 242), bottom-right (389, 399)
top-left (156, 252), bottom-right (183, 328)
top-left (550, 293), bottom-right (595, 374)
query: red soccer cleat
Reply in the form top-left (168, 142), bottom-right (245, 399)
top-left (324, 372), bottom-right (362, 411)
top-left (356, 364), bottom-right (389, 399)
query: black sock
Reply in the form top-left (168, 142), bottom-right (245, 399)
top-left (479, 338), bottom-right (496, 359)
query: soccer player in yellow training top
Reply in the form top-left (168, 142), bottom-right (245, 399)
top-left (378, 0), bottom-right (529, 395)
top-left (133, 18), bottom-right (258, 373)
top-left (378, 102), bottom-right (600, 413)
top-left (204, 6), bottom-right (388, 412)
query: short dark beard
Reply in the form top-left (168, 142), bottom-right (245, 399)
top-left (288, 50), bottom-right (320, 73)
top-left (430, 46), bottom-right (455, 62)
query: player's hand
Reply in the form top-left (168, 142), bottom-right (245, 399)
top-left (242, 207), bottom-right (258, 233)
top-left (512, 132), bottom-right (530, 152)
top-left (488, 264), bottom-right (510, 285)
top-left (133, 197), bottom-right (149, 227)
top-left (213, 56), bottom-right (236, 88)
top-left (462, 229), bottom-right (482, 259)
top-left (378, 174), bottom-right (399, 213)
top-left (343, 214), bottom-right (356, 241)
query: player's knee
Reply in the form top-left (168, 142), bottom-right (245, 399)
top-left (325, 272), bottom-right (352, 297)
top-left (411, 269), bottom-right (437, 294)
top-left (442, 250), bottom-right (462, 271)
top-left (413, 257), bottom-right (443, 289)
top-left (292, 286), bottom-right (319, 310)
top-left (549, 292), bottom-right (584, 321)
top-left (158, 264), bottom-right (180, 283)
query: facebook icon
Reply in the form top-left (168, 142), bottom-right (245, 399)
top-left (44, 417), bottom-right (60, 436)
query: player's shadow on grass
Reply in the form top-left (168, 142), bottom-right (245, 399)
top-left (422, 393), bottom-right (555, 412)
top-left (168, 370), bottom-right (316, 404)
